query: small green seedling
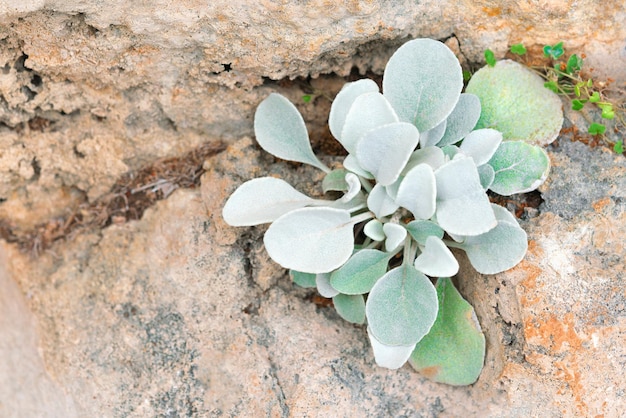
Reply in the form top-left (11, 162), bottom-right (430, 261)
top-left (223, 39), bottom-right (557, 384)
top-left (484, 49), bottom-right (496, 67)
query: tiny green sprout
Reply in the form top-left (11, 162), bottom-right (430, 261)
top-left (615, 140), bottom-right (624, 154)
top-left (510, 43), bottom-right (527, 55)
top-left (302, 94), bottom-right (313, 103)
top-left (544, 80), bottom-right (559, 93)
top-left (463, 70), bottom-right (472, 82)
top-left (224, 38), bottom-right (556, 383)
top-left (589, 91), bottom-right (600, 103)
top-left (572, 99), bottom-right (586, 111)
top-left (543, 42), bottom-right (564, 60)
top-left (598, 103), bottom-right (615, 119)
top-left (566, 54), bottom-right (583, 74)
top-left (484, 49), bottom-right (496, 67)
top-left (588, 122), bottom-right (606, 135)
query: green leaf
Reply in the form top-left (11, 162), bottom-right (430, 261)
top-left (571, 99), bottom-right (585, 111)
top-left (322, 169), bottom-right (349, 193)
top-left (302, 94), bottom-right (312, 103)
top-left (434, 157), bottom-right (497, 236)
top-left (466, 60), bottom-right (564, 146)
top-left (589, 91), bottom-right (600, 103)
top-left (366, 265), bottom-right (438, 346)
top-left (598, 103), bottom-right (615, 119)
top-left (458, 218), bottom-right (528, 274)
top-left (264, 207), bottom-right (355, 273)
top-left (222, 177), bottom-right (314, 226)
top-left (484, 49), bottom-right (496, 67)
top-left (488, 141), bottom-right (550, 195)
top-left (254, 93), bottom-right (328, 172)
top-left (405, 220), bottom-right (444, 246)
top-left (355, 122), bottom-right (420, 186)
top-left (477, 164), bottom-right (495, 190)
top-left (566, 54), bottom-right (583, 74)
top-left (333, 294), bottom-right (366, 324)
top-left (463, 70), bottom-right (472, 82)
top-left (588, 123), bottom-right (606, 135)
top-left (614, 140), bottom-right (624, 154)
top-left (383, 38), bottom-right (463, 132)
top-left (544, 80), bottom-right (559, 93)
top-left (510, 43), bottom-right (527, 55)
top-left (330, 249), bottom-right (391, 295)
top-left (414, 236), bottom-right (459, 278)
top-left (290, 270), bottom-right (317, 288)
top-left (543, 42), bottom-right (564, 59)
top-left (409, 278), bottom-right (486, 385)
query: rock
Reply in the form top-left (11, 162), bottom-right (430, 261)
top-left (1, 132), bottom-right (625, 416)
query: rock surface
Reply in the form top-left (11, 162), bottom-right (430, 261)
top-left (1, 133), bottom-right (625, 416)
top-left (1, 1), bottom-right (625, 226)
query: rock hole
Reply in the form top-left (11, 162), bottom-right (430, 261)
top-left (14, 54), bottom-right (29, 72)
top-left (31, 157), bottom-right (41, 180)
top-left (30, 74), bottom-right (42, 87)
top-left (21, 86), bottom-right (37, 101)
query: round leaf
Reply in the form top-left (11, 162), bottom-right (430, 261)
top-left (263, 207), bottom-right (354, 273)
top-left (333, 294), bottom-right (366, 324)
top-left (322, 169), bottom-right (349, 193)
top-left (437, 93), bottom-right (482, 147)
top-left (458, 128), bottom-right (503, 166)
top-left (488, 140), bottom-right (550, 196)
top-left (419, 120), bottom-right (447, 148)
top-left (340, 92), bottom-right (399, 154)
top-left (366, 265), bottom-right (438, 346)
top-left (383, 38), bottom-right (463, 132)
top-left (367, 184), bottom-right (399, 218)
top-left (459, 220), bottom-right (528, 275)
top-left (409, 278), bottom-right (485, 385)
top-left (466, 60), bottom-right (564, 145)
top-left (396, 163), bottom-right (436, 220)
top-left (434, 157), bottom-right (497, 236)
top-left (290, 270), bottom-right (317, 288)
top-left (222, 177), bottom-right (314, 226)
top-left (254, 93), bottom-right (328, 171)
top-left (356, 122), bottom-right (420, 186)
top-left (330, 249), bottom-right (391, 295)
top-left (414, 236), bottom-right (459, 277)
top-left (316, 273), bottom-right (339, 298)
top-left (368, 327), bottom-right (416, 370)
top-left (329, 79), bottom-right (380, 141)
top-left (383, 223), bottom-right (407, 252)
top-left (405, 220), bottom-right (444, 246)
top-left (363, 219), bottom-right (385, 242)
top-left (477, 164), bottom-right (495, 190)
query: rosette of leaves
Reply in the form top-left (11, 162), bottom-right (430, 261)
top-left (223, 39), bottom-right (553, 385)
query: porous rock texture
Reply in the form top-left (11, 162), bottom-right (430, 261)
top-left (1, 1), bottom-right (626, 417)
top-left (0, 0), bottom-right (625, 227)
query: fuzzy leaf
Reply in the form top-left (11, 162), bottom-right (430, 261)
top-left (383, 223), bottom-right (407, 252)
top-left (466, 60), bottom-right (563, 146)
top-left (322, 169), bottom-right (349, 193)
top-left (290, 270), bottom-right (317, 288)
top-left (383, 38), bottom-right (463, 132)
top-left (339, 173), bottom-right (361, 202)
top-left (437, 94), bottom-right (482, 147)
top-left (367, 184), bottom-right (400, 218)
top-left (341, 92), bottom-right (399, 154)
top-left (254, 93), bottom-right (328, 171)
top-left (459, 219), bottom-right (528, 274)
top-left (396, 163), bottom-right (436, 220)
top-left (366, 264), bottom-right (438, 346)
top-left (441, 145), bottom-right (460, 160)
top-left (458, 128), bottom-right (503, 166)
top-left (330, 249), bottom-right (391, 295)
top-left (420, 120), bottom-right (447, 147)
top-left (368, 328), bottom-right (416, 370)
top-left (222, 177), bottom-right (314, 226)
top-left (409, 277), bottom-right (485, 385)
top-left (329, 79), bottom-right (380, 140)
top-left (414, 236), bottom-right (459, 277)
top-left (477, 164), bottom-right (495, 190)
top-left (364, 219), bottom-right (385, 241)
top-left (403, 146), bottom-right (446, 174)
top-left (405, 220), bottom-right (444, 246)
top-left (356, 122), bottom-right (420, 186)
top-left (488, 140), bottom-right (550, 195)
top-left (333, 294), bottom-right (366, 324)
top-left (435, 157), bottom-right (497, 236)
top-left (316, 273), bottom-right (339, 298)
top-left (264, 207), bottom-right (354, 273)
top-left (343, 154), bottom-right (374, 179)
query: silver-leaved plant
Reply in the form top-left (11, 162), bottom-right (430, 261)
top-left (222, 38), bottom-right (555, 385)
